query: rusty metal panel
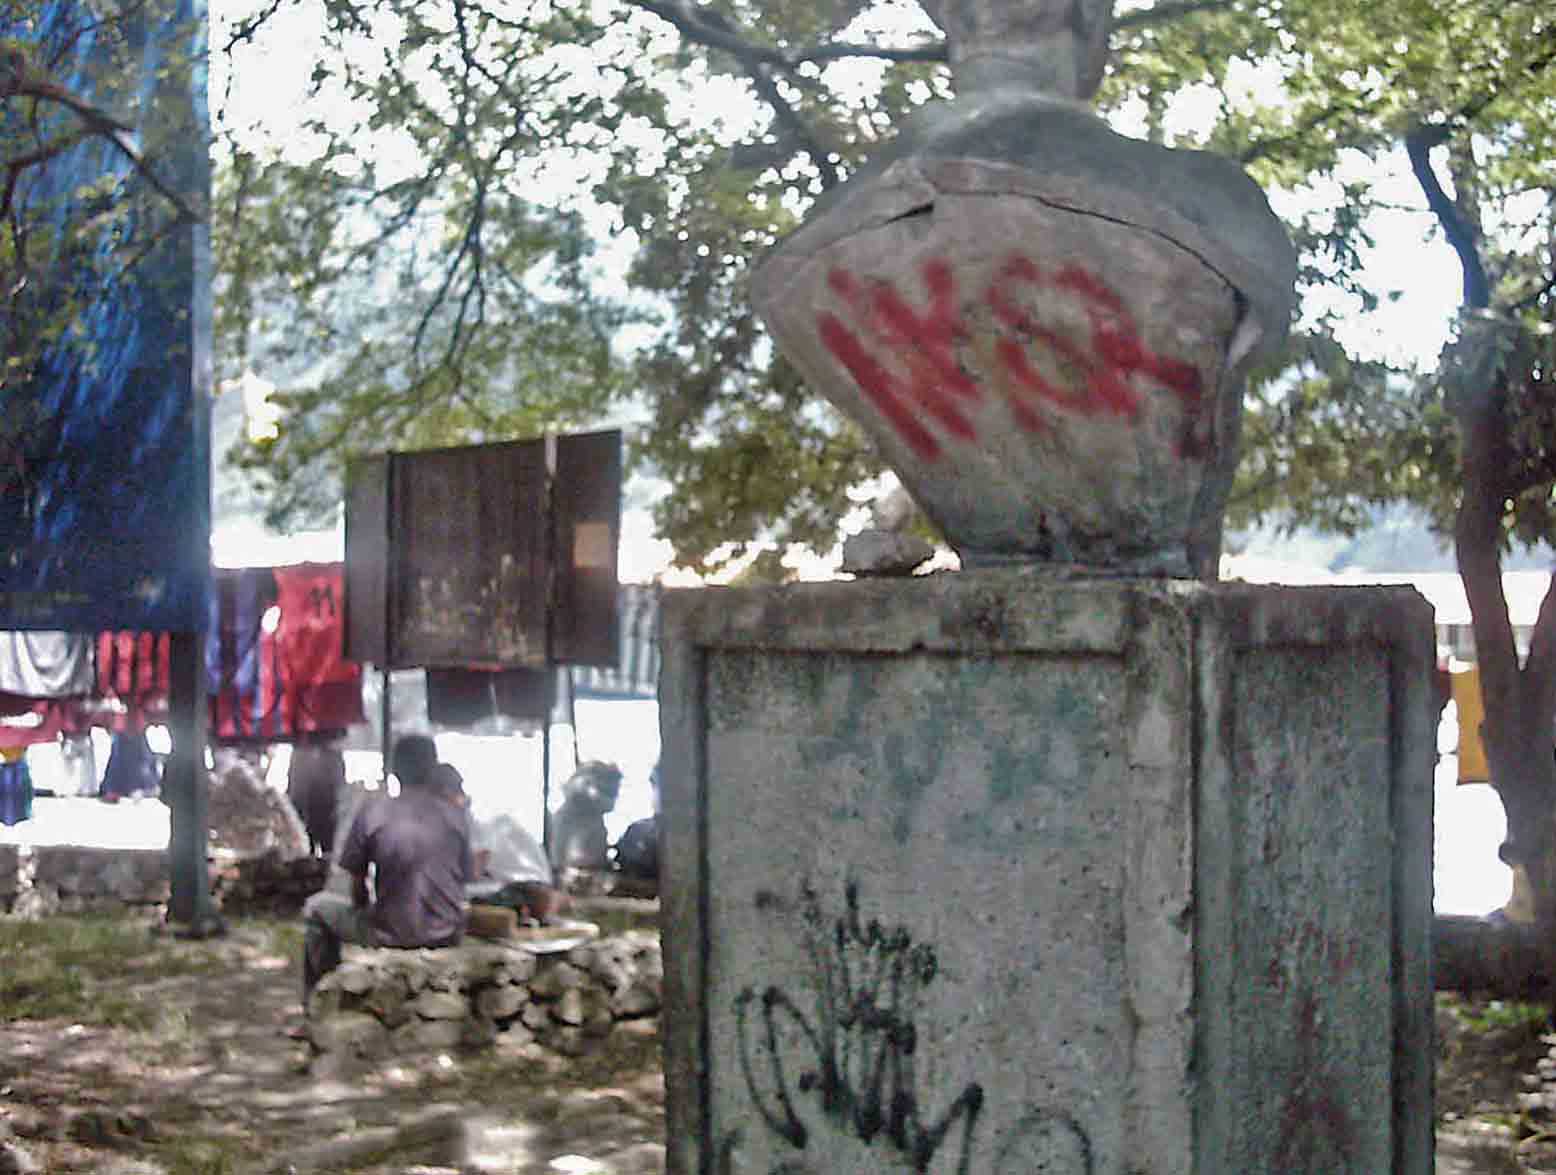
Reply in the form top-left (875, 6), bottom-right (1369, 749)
top-left (390, 440), bottom-right (549, 669)
top-left (551, 429), bottom-right (622, 668)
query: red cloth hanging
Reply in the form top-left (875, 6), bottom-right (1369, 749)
top-left (273, 563), bottom-right (363, 735)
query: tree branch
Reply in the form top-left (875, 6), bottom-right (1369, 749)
top-left (626, 0), bottom-right (944, 73)
top-left (1239, 99), bottom-right (1378, 167)
top-left (1406, 124), bottom-right (1490, 311)
top-left (2, 71), bottom-right (204, 225)
top-left (749, 66), bottom-right (842, 189)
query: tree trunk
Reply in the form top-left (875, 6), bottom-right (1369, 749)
top-left (1435, 913), bottom-right (1556, 1001)
top-left (1453, 323), bottom-right (1556, 929)
top-left (1410, 127), bottom-right (1556, 929)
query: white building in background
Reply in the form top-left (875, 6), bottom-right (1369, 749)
top-left (1221, 555), bottom-right (1550, 659)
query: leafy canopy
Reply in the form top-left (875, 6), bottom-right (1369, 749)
top-left (15, 0), bottom-right (1554, 564)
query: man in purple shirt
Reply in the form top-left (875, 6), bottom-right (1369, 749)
top-left (299, 734), bottom-right (472, 1014)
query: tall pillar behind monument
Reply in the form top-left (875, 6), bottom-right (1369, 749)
top-left (659, 0), bottom-right (1434, 1171)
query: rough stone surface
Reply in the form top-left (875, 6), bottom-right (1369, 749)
top-left (752, 98), bottom-right (1297, 577)
top-left (659, 573), bottom-right (1434, 1175)
top-left (839, 529), bottom-right (935, 577)
top-left (205, 756), bottom-right (309, 860)
top-left (475, 983), bottom-right (528, 1020)
top-left (306, 936), bottom-right (663, 1062)
top-left (306, 1011), bottom-right (388, 1056)
top-left (413, 991), bottom-right (468, 1021)
top-left (528, 960), bottom-right (587, 1000)
top-left (28, 846), bottom-right (167, 908)
top-left (213, 850), bottom-right (329, 917)
top-left (0, 1137), bottom-right (41, 1175)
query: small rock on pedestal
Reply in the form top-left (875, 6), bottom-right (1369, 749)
top-left (840, 530), bottom-right (935, 577)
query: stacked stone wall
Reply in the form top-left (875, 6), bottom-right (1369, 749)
top-left (306, 931), bottom-right (662, 1061)
top-left (212, 852), bottom-right (330, 917)
top-left (0, 846), bottom-right (169, 916)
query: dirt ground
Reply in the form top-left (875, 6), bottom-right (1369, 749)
top-left (1436, 994), bottom-right (1556, 1174)
top-left (0, 919), bottom-right (664, 1174)
top-left (4, 918), bottom-right (1556, 1173)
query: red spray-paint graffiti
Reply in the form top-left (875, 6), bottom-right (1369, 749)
top-left (1265, 923), bottom-right (1363, 1162)
top-left (816, 255), bottom-right (1209, 461)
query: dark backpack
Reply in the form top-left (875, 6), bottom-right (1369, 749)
top-left (614, 817), bottom-right (658, 879)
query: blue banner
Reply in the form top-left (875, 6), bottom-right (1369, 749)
top-left (0, 0), bottom-right (211, 632)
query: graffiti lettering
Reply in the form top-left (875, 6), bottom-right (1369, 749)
top-left (735, 879), bottom-right (986, 1174)
top-left (820, 261), bottom-right (979, 462)
top-left (1276, 994), bottom-right (1358, 1163)
top-left (1262, 923), bottom-right (1363, 1162)
top-left (306, 582), bottom-right (337, 620)
top-left (816, 255), bottom-right (1209, 461)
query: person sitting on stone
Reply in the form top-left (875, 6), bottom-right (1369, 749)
top-left (433, 762), bottom-right (567, 925)
top-left (549, 760), bottom-right (623, 879)
top-left (298, 734), bottom-right (473, 1017)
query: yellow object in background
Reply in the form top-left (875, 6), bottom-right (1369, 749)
top-left (0, 746), bottom-right (23, 764)
top-left (1453, 667), bottom-right (1490, 783)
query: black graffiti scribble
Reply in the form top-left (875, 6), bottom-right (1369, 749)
top-left (735, 879), bottom-right (986, 1174)
top-left (993, 1108), bottom-right (1094, 1174)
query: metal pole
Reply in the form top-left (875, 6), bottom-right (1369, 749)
top-left (566, 667), bottom-right (580, 769)
top-left (380, 666), bottom-right (393, 786)
top-left (541, 433), bottom-right (558, 855)
top-left (542, 720), bottom-right (552, 855)
top-left (381, 453), bottom-right (396, 785)
top-left (166, 628), bottom-right (222, 936)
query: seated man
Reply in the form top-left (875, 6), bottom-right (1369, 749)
top-left (299, 734), bottom-right (472, 1015)
top-left (433, 763), bottom-right (566, 924)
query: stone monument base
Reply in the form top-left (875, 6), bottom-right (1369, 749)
top-left (660, 572), bottom-right (1433, 1174)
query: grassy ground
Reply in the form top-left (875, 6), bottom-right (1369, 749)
top-left (4, 912), bottom-right (1556, 1173)
top-left (0, 912), bottom-right (664, 1174)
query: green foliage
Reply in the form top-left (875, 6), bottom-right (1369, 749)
top-left (1449, 995), bottom-right (1552, 1036)
top-left (1111, 0), bottom-right (1556, 551)
top-left (15, 0), bottom-right (1555, 566)
top-left (208, 0), bottom-right (950, 562)
top-left (214, 0), bottom-right (655, 526)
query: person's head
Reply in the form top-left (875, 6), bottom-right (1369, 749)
top-left (563, 761), bottom-right (623, 812)
top-left (431, 762), bottom-right (467, 806)
top-left (391, 734), bottom-right (439, 790)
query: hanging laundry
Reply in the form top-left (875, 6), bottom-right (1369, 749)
top-left (0, 754), bottom-right (33, 826)
top-left (97, 630), bottom-right (173, 729)
top-left (273, 564), bottom-right (363, 734)
top-left (100, 730), bottom-right (161, 801)
top-left (207, 567), bottom-right (283, 740)
top-left (0, 631), bottom-right (94, 699)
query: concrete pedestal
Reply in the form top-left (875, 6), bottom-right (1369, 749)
top-left (659, 573), bottom-right (1433, 1174)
